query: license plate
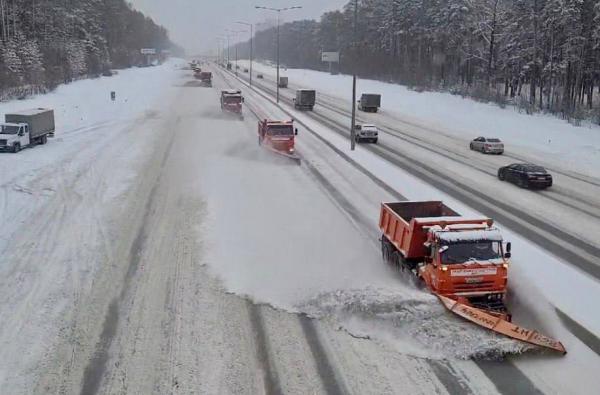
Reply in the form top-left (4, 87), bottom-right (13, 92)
top-left (465, 277), bottom-right (484, 283)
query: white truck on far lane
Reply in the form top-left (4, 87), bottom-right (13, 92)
top-left (0, 108), bottom-right (55, 153)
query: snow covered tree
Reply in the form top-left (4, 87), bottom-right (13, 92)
top-left (235, 0), bottom-right (600, 119)
top-left (0, 0), bottom-right (176, 97)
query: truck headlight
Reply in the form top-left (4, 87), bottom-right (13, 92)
top-left (441, 265), bottom-right (448, 271)
top-left (502, 263), bottom-right (509, 269)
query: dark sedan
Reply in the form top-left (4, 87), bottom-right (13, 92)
top-left (498, 163), bottom-right (553, 189)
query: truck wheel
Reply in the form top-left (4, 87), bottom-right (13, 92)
top-left (12, 143), bottom-right (21, 153)
top-left (41, 135), bottom-right (48, 145)
top-left (381, 237), bottom-right (393, 261)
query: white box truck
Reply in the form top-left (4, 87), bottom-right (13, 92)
top-left (0, 108), bottom-right (55, 153)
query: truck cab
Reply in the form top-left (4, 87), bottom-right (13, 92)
top-left (0, 123), bottom-right (30, 153)
top-left (258, 119), bottom-right (298, 155)
top-left (199, 71), bottom-right (212, 87)
top-left (420, 225), bottom-right (510, 316)
top-left (220, 89), bottom-right (244, 117)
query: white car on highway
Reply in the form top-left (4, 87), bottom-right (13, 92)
top-left (470, 136), bottom-right (504, 154)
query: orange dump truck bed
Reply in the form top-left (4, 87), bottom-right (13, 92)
top-left (379, 201), bottom-right (492, 259)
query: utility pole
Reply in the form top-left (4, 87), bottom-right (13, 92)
top-left (237, 21), bottom-right (254, 86)
top-left (350, 0), bottom-right (358, 151)
top-left (227, 29), bottom-right (246, 76)
top-left (255, 5), bottom-right (302, 103)
top-left (227, 34), bottom-right (231, 66)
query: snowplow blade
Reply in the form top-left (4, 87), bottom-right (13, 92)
top-left (438, 295), bottom-right (566, 354)
top-left (265, 146), bottom-right (301, 162)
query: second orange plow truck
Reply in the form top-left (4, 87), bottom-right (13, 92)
top-left (257, 119), bottom-right (300, 161)
top-left (379, 200), bottom-right (566, 354)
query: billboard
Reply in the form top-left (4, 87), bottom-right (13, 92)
top-left (321, 51), bottom-right (339, 63)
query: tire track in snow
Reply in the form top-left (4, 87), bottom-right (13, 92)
top-left (246, 302), bottom-right (282, 395)
top-left (79, 120), bottom-right (177, 395)
top-left (298, 315), bottom-right (348, 395)
top-left (215, 68), bottom-right (349, 395)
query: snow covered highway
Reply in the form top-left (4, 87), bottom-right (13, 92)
top-left (0, 61), bottom-right (599, 394)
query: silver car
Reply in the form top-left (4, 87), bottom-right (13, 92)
top-left (470, 137), bottom-right (504, 154)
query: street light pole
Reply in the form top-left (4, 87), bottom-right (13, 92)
top-left (255, 5), bottom-right (302, 103)
top-left (277, 13), bottom-right (280, 102)
top-left (350, 0), bottom-right (358, 151)
top-left (237, 21), bottom-right (254, 87)
top-left (227, 34), bottom-right (230, 66)
top-left (227, 29), bottom-right (246, 76)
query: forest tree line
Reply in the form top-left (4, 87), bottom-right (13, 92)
top-left (0, 0), bottom-right (180, 98)
top-left (232, 0), bottom-right (600, 123)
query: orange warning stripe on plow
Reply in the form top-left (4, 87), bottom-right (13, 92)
top-left (438, 295), bottom-right (567, 354)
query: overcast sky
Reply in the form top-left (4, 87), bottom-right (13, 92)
top-left (129, 0), bottom-right (348, 55)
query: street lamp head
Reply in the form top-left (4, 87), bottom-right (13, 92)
top-left (255, 5), bottom-right (302, 12)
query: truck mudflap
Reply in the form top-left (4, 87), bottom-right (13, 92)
top-left (438, 295), bottom-right (567, 354)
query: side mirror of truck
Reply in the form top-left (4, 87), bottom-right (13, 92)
top-left (242, 97), bottom-right (245, 103)
top-left (504, 252), bottom-right (512, 259)
top-left (424, 244), bottom-right (432, 256)
top-left (295, 128), bottom-right (298, 135)
top-left (506, 242), bottom-right (511, 253)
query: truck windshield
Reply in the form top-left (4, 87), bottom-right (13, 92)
top-left (0, 125), bottom-right (19, 134)
top-left (268, 125), bottom-right (293, 136)
top-left (441, 242), bottom-right (501, 264)
top-left (224, 96), bottom-right (241, 104)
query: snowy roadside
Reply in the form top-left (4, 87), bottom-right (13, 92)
top-left (0, 59), bottom-right (185, 254)
top-left (0, 60), bottom-right (184, 394)
top-left (238, 60), bottom-right (600, 179)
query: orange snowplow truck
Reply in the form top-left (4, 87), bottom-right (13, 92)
top-left (257, 119), bottom-right (299, 159)
top-left (220, 90), bottom-right (244, 118)
top-left (379, 201), bottom-right (566, 354)
top-left (199, 71), bottom-right (212, 87)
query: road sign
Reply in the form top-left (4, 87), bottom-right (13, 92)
top-left (141, 48), bottom-right (157, 55)
top-left (321, 52), bottom-right (340, 63)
